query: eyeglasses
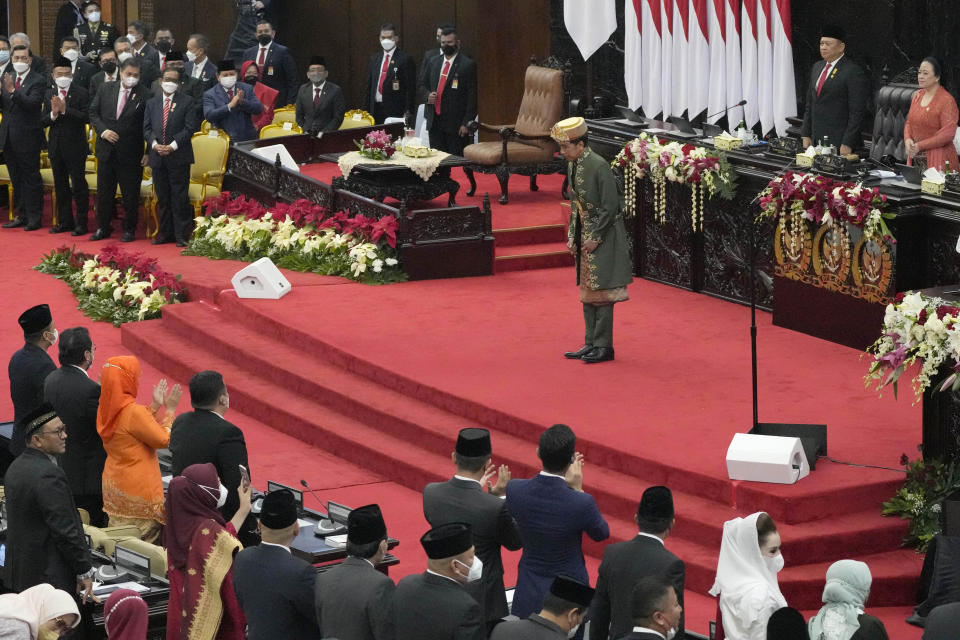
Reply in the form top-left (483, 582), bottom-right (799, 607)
top-left (41, 427), bottom-right (67, 438)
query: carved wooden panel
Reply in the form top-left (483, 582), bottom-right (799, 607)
top-left (401, 209), bottom-right (487, 244)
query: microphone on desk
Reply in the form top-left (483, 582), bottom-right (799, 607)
top-left (704, 99), bottom-right (748, 123)
top-left (299, 479), bottom-right (330, 517)
top-left (300, 479), bottom-right (342, 534)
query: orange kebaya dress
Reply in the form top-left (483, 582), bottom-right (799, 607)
top-left (904, 86), bottom-right (959, 172)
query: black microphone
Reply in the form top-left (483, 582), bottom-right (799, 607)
top-left (705, 99), bottom-right (748, 122)
top-left (299, 479), bottom-right (330, 518)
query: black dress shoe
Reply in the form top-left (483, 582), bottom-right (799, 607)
top-left (175, 239), bottom-right (188, 248)
top-left (121, 231), bottom-right (135, 242)
top-left (49, 224), bottom-right (73, 234)
top-left (564, 345), bottom-right (595, 359)
top-left (72, 226), bottom-right (88, 236)
top-left (24, 223), bottom-right (41, 231)
top-left (151, 236), bottom-right (175, 245)
top-left (582, 347), bottom-right (615, 364)
top-left (2, 218), bottom-right (25, 229)
top-left (90, 228), bottom-right (111, 241)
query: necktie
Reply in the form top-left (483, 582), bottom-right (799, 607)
top-left (14, 75), bottom-right (22, 90)
top-left (377, 52), bottom-right (391, 96)
top-left (162, 97), bottom-right (171, 143)
top-left (313, 86), bottom-right (321, 107)
top-left (816, 62), bottom-right (832, 96)
top-left (435, 59), bottom-right (450, 115)
top-left (116, 88), bottom-right (128, 119)
top-left (257, 47), bottom-right (267, 76)
top-left (227, 89), bottom-right (234, 101)
top-left (160, 55), bottom-right (165, 71)
top-left (60, 89), bottom-right (67, 100)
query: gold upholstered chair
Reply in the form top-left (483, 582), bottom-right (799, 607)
top-left (188, 131), bottom-right (230, 217)
top-left (339, 109), bottom-right (375, 130)
top-left (462, 61), bottom-right (568, 205)
top-left (272, 107), bottom-right (297, 125)
top-left (260, 122), bottom-right (303, 138)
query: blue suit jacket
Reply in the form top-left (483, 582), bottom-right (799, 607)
top-left (505, 474), bottom-right (609, 618)
top-left (183, 59), bottom-right (218, 92)
top-left (202, 81), bottom-right (263, 142)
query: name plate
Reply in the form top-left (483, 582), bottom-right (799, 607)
top-left (922, 179), bottom-right (945, 195)
top-left (796, 154), bottom-right (815, 167)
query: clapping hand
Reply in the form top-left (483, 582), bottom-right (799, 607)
top-left (565, 452), bottom-right (585, 492)
top-left (165, 383), bottom-right (182, 412)
top-left (2, 74), bottom-right (13, 94)
top-left (152, 379), bottom-right (168, 409)
top-left (487, 464), bottom-right (511, 496)
top-left (51, 95), bottom-right (66, 116)
top-left (229, 89), bottom-right (244, 109)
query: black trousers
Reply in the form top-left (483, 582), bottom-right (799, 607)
top-left (50, 146), bottom-right (89, 228)
top-left (153, 160), bottom-right (192, 241)
top-left (429, 119), bottom-right (469, 156)
top-left (5, 141), bottom-right (43, 225)
top-left (96, 157), bottom-right (143, 234)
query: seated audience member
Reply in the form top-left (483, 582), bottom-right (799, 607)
top-left (89, 47), bottom-right (119, 94)
top-left (808, 560), bottom-right (889, 640)
top-left (234, 490), bottom-right (320, 640)
top-left (240, 60), bottom-right (276, 131)
top-left (905, 57), bottom-right (959, 172)
top-left (165, 463), bottom-right (251, 640)
top-left (592, 486), bottom-right (685, 640)
top-left (616, 576), bottom-right (682, 640)
top-left (315, 504), bottom-right (395, 640)
top-left (765, 607), bottom-right (808, 640)
top-left (0, 584), bottom-right (80, 640)
top-left (242, 20), bottom-right (298, 107)
top-left (8, 304), bottom-right (58, 455)
top-left (97, 356), bottom-right (181, 542)
top-left (490, 576), bottom-right (594, 640)
top-left (394, 523), bottom-right (484, 640)
top-left (295, 56), bottom-right (345, 135)
top-left (103, 589), bottom-right (148, 640)
top-left (43, 326), bottom-right (107, 526)
top-left (185, 33), bottom-right (218, 92)
top-left (203, 59), bottom-right (263, 141)
top-left (923, 602), bottom-right (960, 640)
top-left (709, 512), bottom-right (787, 640)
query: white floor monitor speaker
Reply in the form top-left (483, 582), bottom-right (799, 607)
top-left (726, 433), bottom-right (810, 484)
top-left (231, 257), bottom-right (291, 300)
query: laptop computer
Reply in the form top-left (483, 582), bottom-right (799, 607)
top-left (667, 116), bottom-right (701, 138)
top-left (613, 105), bottom-right (648, 128)
top-left (895, 163), bottom-right (922, 185)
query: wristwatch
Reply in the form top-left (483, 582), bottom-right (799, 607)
top-left (76, 567), bottom-right (96, 581)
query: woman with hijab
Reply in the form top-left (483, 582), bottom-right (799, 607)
top-left (240, 60), bottom-right (277, 132)
top-left (904, 56), bottom-right (959, 172)
top-left (809, 560), bottom-right (889, 640)
top-left (97, 355), bottom-right (181, 543)
top-left (104, 589), bottom-right (148, 640)
top-left (165, 463), bottom-right (251, 640)
top-left (709, 512), bottom-right (787, 640)
top-left (0, 583), bottom-right (80, 640)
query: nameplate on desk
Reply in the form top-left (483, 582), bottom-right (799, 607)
top-left (115, 545), bottom-right (151, 576)
top-left (93, 581), bottom-right (150, 597)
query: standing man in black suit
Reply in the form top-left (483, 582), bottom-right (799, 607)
top-left (126, 21), bottom-right (157, 65)
top-left (151, 52), bottom-right (203, 118)
top-left (59, 35), bottom-right (98, 91)
top-left (185, 33), bottom-right (218, 93)
top-left (152, 27), bottom-right (176, 73)
top-left (242, 20), bottom-right (298, 107)
top-left (145, 66), bottom-right (200, 246)
top-left (43, 56), bottom-right (91, 236)
top-left (423, 428), bottom-right (522, 634)
top-left (315, 504), bottom-right (395, 640)
top-left (0, 46), bottom-right (47, 231)
top-left (417, 23), bottom-right (450, 103)
top-left (295, 57), bottom-right (345, 135)
top-left (491, 577), bottom-right (595, 640)
top-left (800, 25), bottom-right (870, 155)
top-left (233, 490), bottom-right (320, 640)
top-left (365, 22), bottom-right (416, 124)
top-left (54, 0), bottom-right (86, 54)
top-left (421, 26), bottom-right (477, 155)
top-left (591, 487), bottom-right (685, 640)
top-left (8, 304), bottom-right (58, 456)
top-left (616, 578), bottom-right (683, 640)
top-left (88, 48), bottom-right (119, 95)
top-left (394, 523), bottom-right (485, 640)
top-left (89, 56), bottom-right (148, 242)
top-left (43, 327), bottom-right (107, 527)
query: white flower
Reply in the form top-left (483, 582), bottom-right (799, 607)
top-left (372, 259), bottom-right (383, 273)
top-left (385, 257), bottom-right (398, 266)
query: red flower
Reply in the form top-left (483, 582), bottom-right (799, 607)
top-left (894, 292), bottom-right (905, 303)
top-left (918, 309), bottom-right (928, 325)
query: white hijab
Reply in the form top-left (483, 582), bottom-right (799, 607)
top-left (0, 584), bottom-right (79, 639)
top-left (709, 512), bottom-right (787, 616)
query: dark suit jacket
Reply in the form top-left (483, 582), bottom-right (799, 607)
top-left (241, 41), bottom-right (298, 107)
top-left (150, 76), bottom-right (204, 107)
top-left (420, 52), bottom-right (477, 131)
top-left (203, 81), bottom-right (264, 142)
top-left (233, 543), bottom-right (320, 640)
top-left (314, 555), bottom-right (395, 640)
top-left (613, 632), bottom-right (665, 640)
top-left (70, 59), bottom-right (97, 91)
top-left (88, 70), bottom-right (118, 96)
top-left (144, 91), bottom-right (200, 168)
top-left (505, 474), bottom-right (610, 619)
top-left (54, 2), bottom-right (85, 52)
top-left (4, 448), bottom-right (92, 591)
top-left (169, 410), bottom-right (250, 521)
top-left (0, 70), bottom-right (47, 153)
top-left (423, 477), bottom-right (522, 622)
top-left (800, 55), bottom-right (870, 150)
top-left (184, 59), bottom-right (218, 93)
top-left (7, 343), bottom-right (57, 455)
top-left (590, 535), bottom-right (685, 640)
top-left (394, 572), bottom-right (484, 640)
top-left (42, 83), bottom-right (90, 165)
top-left (295, 81), bottom-right (345, 134)
top-left (365, 49), bottom-right (416, 119)
top-left (490, 614), bottom-right (567, 640)
top-left (43, 366), bottom-right (105, 496)
top-left (89, 81), bottom-right (149, 162)
top-left (417, 47), bottom-right (442, 103)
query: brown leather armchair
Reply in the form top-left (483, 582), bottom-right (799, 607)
top-left (463, 61), bottom-right (568, 205)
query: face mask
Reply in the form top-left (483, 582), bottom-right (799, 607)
top-left (62, 49), bottom-right (79, 62)
top-left (46, 328), bottom-right (59, 346)
top-left (441, 44), bottom-right (457, 57)
top-left (87, 11), bottom-right (101, 23)
top-left (380, 39), bottom-right (396, 52)
top-left (244, 75), bottom-right (257, 85)
top-left (199, 482), bottom-right (228, 508)
top-left (764, 553), bottom-right (785, 573)
top-left (222, 394), bottom-right (230, 410)
top-left (121, 75), bottom-right (139, 88)
top-left (117, 51), bottom-right (133, 63)
top-left (161, 81), bottom-right (178, 95)
top-left (0, 51), bottom-right (8, 64)
top-left (185, 50), bottom-right (197, 62)
top-left (55, 76), bottom-right (72, 89)
top-left (567, 625), bottom-right (580, 639)
top-left (156, 40), bottom-right (172, 54)
top-left (220, 75), bottom-right (237, 90)
top-left (664, 628), bottom-right (677, 640)
top-left (307, 72), bottom-right (326, 84)
top-left (12, 61), bottom-right (29, 74)
top-left (101, 60), bottom-right (117, 74)
top-left (126, 33), bottom-right (138, 44)
top-left (455, 556), bottom-right (483, 582)
top-left (257, 34), bottom-right (272, 46)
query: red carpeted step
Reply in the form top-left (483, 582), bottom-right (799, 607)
top-left (493, 224), bottom-right (568, 247)
top-left (495, 242), bottom-right (574, 272)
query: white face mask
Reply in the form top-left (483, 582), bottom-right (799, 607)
top-left (46, 328), bottom-right (58, 346)
top-left (161, 81), bottom-right (178, 95)
top-left (764, 553), bottom-right (785, 573)
top-left (12, 61), bottom-right (29, 74)
top-left (126, 33), bottom-right (138, 44)
top-left (220, 75), bottom-right (237, 90)
top-left (380, 38), bottom-right (396, 52)
top-left (455, 556), bottom-right (483, 582)
top-left (567, 624), bottom-right (580, 639)
top-left (117, 51), bottom-right (133, 63)
top-left (199, 482), bottom-right (228, 508)
top-left (54, 76), bottom-right (72, 89)
top-left (87, 11), bottom-right (101, 23)
top-left (664, 627), bottom-right (677, 640)
top-left (121, 75), bottom-right (138, 88)
top-left (62, 49), bottom-right (79, 62)
top-left (185, 50), bottom-right (198, 62)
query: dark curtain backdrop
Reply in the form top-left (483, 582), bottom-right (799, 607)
top-left (551, 0), bottom-right (960, 121)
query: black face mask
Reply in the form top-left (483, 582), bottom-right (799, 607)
top-left (101, 60), bottom-right (117, 74)
top-left (441, 44), bottom-right (457, 56)
top-left (244, 76), bottom-right (258, 85)
top-left (156, 40), bottom-right (172, 54)
top-left (257, 34), bottom-right (272, 46)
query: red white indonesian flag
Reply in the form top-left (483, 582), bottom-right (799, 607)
top-left (771, 0), bottom-right (797, 135)
top-left (740, 0), bottom-right (760, 129)
top-left (625, 1), bottom-right (644, 110)
top-left (670, 0), bottom-right (689, 117)
top-left (725, 0), bottom-right (744, 127)
top-left (641, 0), bottom-right (664, 118)
top-left (688, 0), bottom-right (711, 120)
top-left (564, 0), bottom-right (617, 61)
top-left (706, 0), bottom-right (727, 124)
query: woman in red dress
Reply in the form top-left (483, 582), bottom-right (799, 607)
top-left (904, 57), bottom-right (959, 172)
top-left (240, 60), bottom-right (278, 133)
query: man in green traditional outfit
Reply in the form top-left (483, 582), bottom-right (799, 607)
top-left (554, 117), bottom-right (632, 364)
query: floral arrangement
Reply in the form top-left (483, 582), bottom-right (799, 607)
top-left (757, 170), bottom-right (895, 245)
top-left (865, 291), bottom-right (960, 403)
top-left (612, 133), bottom-right (737, 231)
top-left (35, 245), bottom-right (185, 326)
top-left (186, 192), bottom-right (405, 284)
top-left (883, 451), bottom-right (960, 552)
top-left (355, 129), bottom-right (396, 160)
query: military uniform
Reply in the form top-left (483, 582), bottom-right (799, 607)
top-left (76, 20), bottom-right (120, 59)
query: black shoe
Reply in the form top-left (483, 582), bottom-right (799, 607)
top-left (582, 347), bottom-right (615, 363)
top-left (49, 223), bottom-right (73, 234)
top-left (72, 226), bottom-right (88, 236)
top-left (24, 223), bottom-right (41, 231)
top-left (564, 345), bottom-right (595, 359)
top-left (151, 236), bottom-right (175, 245)
top-left (121, 231), bottom-right (135, 242)
top-left (2, 218), bottom-right (25, 229)
top-left (90, 228), bottom-right (111, 241)
top-left (175, 239), bottom-right (188, 247)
